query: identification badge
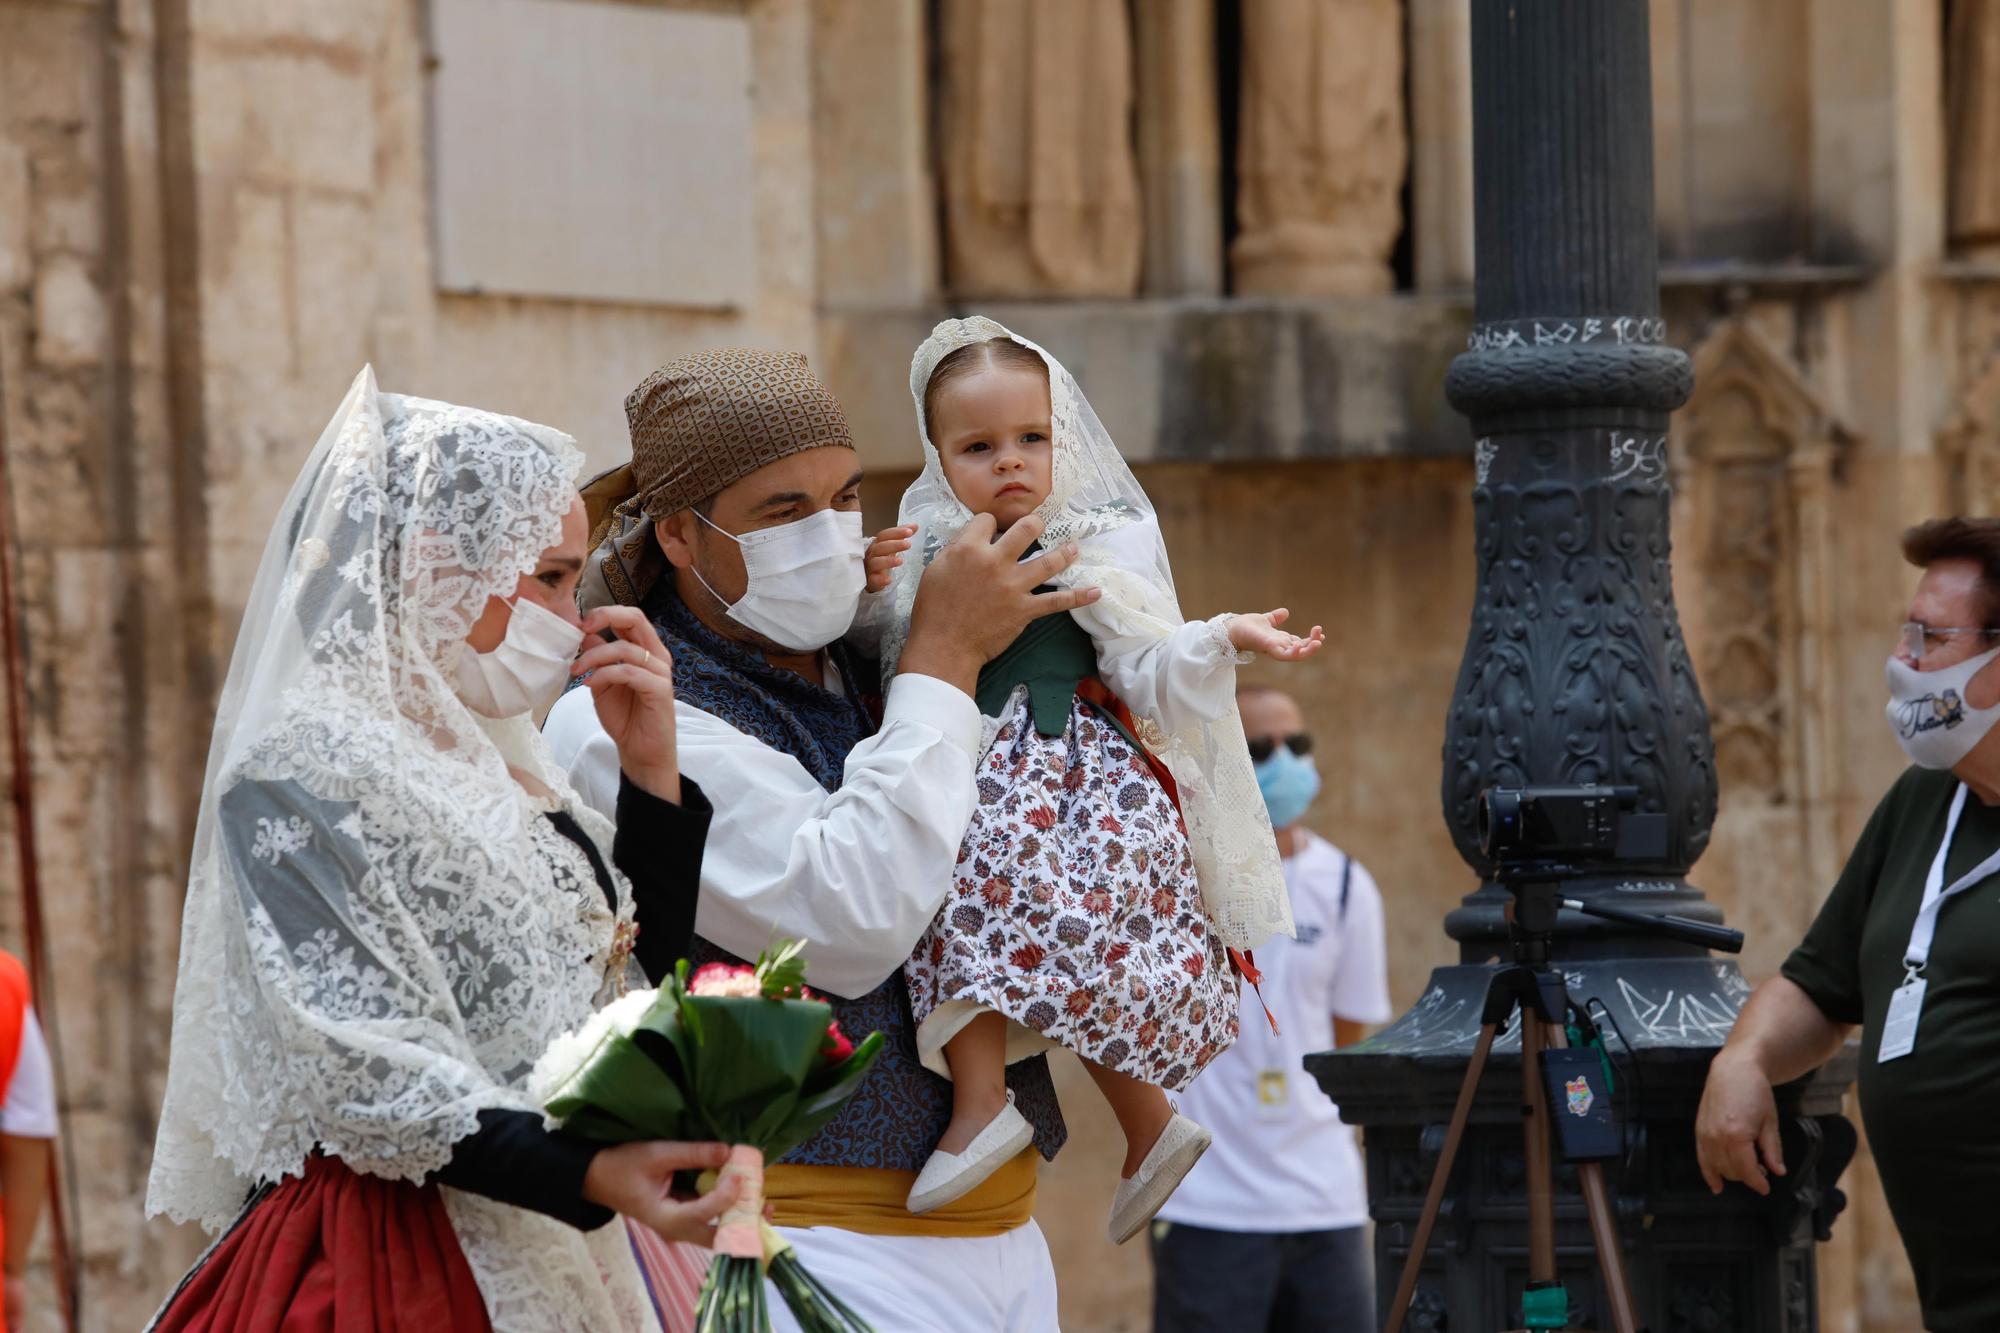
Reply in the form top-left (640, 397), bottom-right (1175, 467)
top-left (1878, 976), bottom-right (1928, 1062)
top-left (1256, 1068), bottom-right (1290, 1119)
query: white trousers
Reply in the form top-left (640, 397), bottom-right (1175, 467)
top-left (768, 1220), bottom-right (1061, 1333)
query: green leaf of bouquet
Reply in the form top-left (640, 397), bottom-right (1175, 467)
top-left (756, 939), bottom-right (810, 1000)
top-left (760, 1031), bottom-right (886, 1162)
top-left (742, 1084), bottom-right (808, 1148)
top-left (798, 1030), bottom-right (885, 1101)
top-left (676, 983), bottom-right (707, 1048)
top-left (544, 1036), bottom-right (694, 1136)
top-left (682, 996), bottom-right (839, 1144)
top-left (543, 990), bottom-right (704, 1139)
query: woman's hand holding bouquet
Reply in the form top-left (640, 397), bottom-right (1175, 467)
top-left (580, 1139), bottom-right (739, 1246)
top-left (531, 941), bottom-right (884, 1332)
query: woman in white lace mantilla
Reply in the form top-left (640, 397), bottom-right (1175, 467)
top-left (146, 368), bottom-right (735, 1333)
top-left (853, 317), bottom-right (1322, 1245)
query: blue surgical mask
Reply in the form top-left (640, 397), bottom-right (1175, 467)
top-left (1254, 747), bottom-right (1321, 830)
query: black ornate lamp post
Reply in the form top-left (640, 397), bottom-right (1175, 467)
top-left (1308, 3), bottom-right (1856, 1329)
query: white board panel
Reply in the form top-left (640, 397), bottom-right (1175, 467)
top-left (430, 0), bottom-right (755, 308)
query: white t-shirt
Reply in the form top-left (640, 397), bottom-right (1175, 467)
top-left (1158, 831), bottom-right (1392, 1233)
top-left (2, 1006), bottom-right (57, 1139)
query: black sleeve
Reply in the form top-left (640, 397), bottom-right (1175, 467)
top-left (431, 1109), bottom-right (613, 1231)
top-left (615, 775), bottom-right (713, 984)
top-left (1779, 773), bottom-right (1907, 1026)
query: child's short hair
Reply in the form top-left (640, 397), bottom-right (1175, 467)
top-left (922, 337), bottom-right (1049, 443)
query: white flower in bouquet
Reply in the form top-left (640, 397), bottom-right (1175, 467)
top-left (527, 985), bottom-right (660, 1108)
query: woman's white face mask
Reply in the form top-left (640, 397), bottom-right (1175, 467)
top-left (1885, 643), bottom-right (2000, 769)
top-left (689, 507), bottom-right (866, 653)
top-left (452, 596), bottom-right (580, 718)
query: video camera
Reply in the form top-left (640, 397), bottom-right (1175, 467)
top-left (1474, 782), bottom-right (1742, 954)
top-left (1476, 783), bottom-right (1668, 867)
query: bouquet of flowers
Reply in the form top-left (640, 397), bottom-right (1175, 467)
top-left (529, 940), bottom-right (884, 1332)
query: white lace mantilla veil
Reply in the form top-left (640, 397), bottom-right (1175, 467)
top-left (144, 367), bottom-right (662, 1332)
top-left (879, 316), bottom-right (1294, 950)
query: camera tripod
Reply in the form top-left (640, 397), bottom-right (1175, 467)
top-left (1381, 872), bottom-right (1743, 1333)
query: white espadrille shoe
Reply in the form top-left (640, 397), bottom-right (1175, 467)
top-left (907, 1091), bottom-right (1035, 1215)
top-left (1105, 1111), bottom-right (1212, 1245)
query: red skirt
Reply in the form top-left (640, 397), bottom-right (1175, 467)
top-left (152, 1155), bottom-right (491, 1333)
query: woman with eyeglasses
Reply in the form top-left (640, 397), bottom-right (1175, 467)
top-left (1697, 517), bottom-right (2000, 1333)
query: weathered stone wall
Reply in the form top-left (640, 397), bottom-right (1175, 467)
top-left (0, 0), bottom-right (212, 1325)
top-left (186, 0), bottom-right (821, 638)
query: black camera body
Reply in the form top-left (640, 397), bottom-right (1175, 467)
top-left (1477, 784), bottom-right (1668, 867)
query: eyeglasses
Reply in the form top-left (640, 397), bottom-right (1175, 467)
top-left (1247, 733), bottom-right (1312, 764)
top-left (1901, 621), bottom-right (2000, 663)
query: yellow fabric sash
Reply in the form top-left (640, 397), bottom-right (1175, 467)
top-left (765, 1148), bottom-right (1038, 1238)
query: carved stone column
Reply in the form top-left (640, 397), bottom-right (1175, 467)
top-left (1230, 0), bottom-right (1406, 297)
top-left (1134, 0), bottom-right (1223, 297)
top-left (1309, 5), bottom-right (1855, 1328)
top-left (812, 0), bottom-right (939, 307)
top-left (936, 0), bottom-right (1142, 299)
top-left (1949, 0), bottom-right (2000, 256)
top-left (1940, 358), bottom-right (2000, 510)
top-left (1408, 0), bottom-right (1474, 291)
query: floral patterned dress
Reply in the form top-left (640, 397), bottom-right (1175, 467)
top-left (905, 615), bottom-right (1238, 1091)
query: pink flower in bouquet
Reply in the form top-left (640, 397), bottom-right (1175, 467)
top-left (690, 962), bottom-right (762, 998)
top-left (821, 1019), bottom-right (854, 1064)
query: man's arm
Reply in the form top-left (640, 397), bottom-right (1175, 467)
top-left (1329, 859), bottom-right (1394, 1050)
top-left (1694, 976), bottom-right (1850, 1196)
top-left (0, 1133), bottom-right (47, 1324)
top-left (545, 677), bottom-right (984, 999)
top-left (0, 1008), bottom-right (56, 1321)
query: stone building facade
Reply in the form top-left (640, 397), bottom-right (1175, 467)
top-left (0, 0), bottom-right (1989, 1327)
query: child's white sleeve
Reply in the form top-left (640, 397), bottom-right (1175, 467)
top-left (1082, 606), bottom-right (1245, 733)
top-left (846, 587), bottom-right (894, 657)
top-left (1070, 516), bottom-right (1248, 731)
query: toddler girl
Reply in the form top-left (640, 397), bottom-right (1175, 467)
top-left (856, 317), bottom-right (1320, 1244)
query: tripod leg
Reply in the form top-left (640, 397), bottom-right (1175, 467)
top-left (1382, 1022), bottom-right (1500, 1333)
top-left (1520, 1011), bottom-right (1556, 1284)
top-left (1542, 1025), bottom-right (1639, 1333)
top-left (1576, 1164), bottom-right (1638, 1333)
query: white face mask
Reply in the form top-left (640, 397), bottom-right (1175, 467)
top-left (1885, 644), bottom-right (2000, 769)
top-left (452, 596), bottom-right (580, 718)
top-left (690, 507), bottom-right (866, 653)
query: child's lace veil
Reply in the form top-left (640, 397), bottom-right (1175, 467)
top-left (880, 317), bottom-right (1293, 950)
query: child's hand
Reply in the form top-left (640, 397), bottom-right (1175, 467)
top-left (865, 525), bottom-right (917, 593)
top-left (1227, 609), bottom-right (1325, 662)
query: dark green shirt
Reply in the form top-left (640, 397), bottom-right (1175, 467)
top-left (1782, 766), bottom-right (2000, 1332)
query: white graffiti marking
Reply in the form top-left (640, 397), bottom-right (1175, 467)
top-left (1466, 316), bottom-right (1666, 353)
top-left (1607, 432), bottom-right (1667, 483)
top-left (1614, 975), bottom-right (1744, 1044)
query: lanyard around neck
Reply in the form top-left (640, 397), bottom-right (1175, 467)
top-left (1905, 782), bottom-right (2000, 972)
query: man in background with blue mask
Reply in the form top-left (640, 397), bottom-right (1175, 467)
top-left (1150, 684), bottom-right (1391, 1333)
top-left (1697, 517), bottom-right (2000, 1333)
top-left (546, 348), bottom-right (1100, 1331)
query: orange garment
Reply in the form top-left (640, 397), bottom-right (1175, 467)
top-left (0, 951), bottom-right (32, 1333)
